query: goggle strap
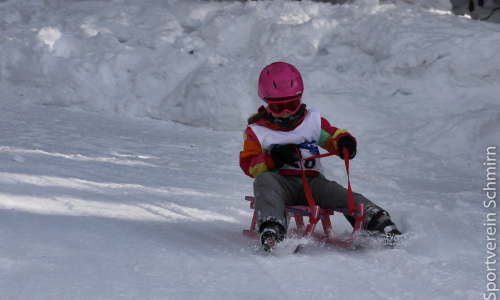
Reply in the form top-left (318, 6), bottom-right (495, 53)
top-left (265, 95), bottom-right (302, 103)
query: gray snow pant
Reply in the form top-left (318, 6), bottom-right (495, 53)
top-left (253, 172), bottom-right (382, 233)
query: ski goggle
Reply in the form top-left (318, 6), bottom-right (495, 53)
top-left (265, 95), bottom-right (302, 116)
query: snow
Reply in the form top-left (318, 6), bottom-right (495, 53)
top-left (0, 0), bottom-right (499, 299)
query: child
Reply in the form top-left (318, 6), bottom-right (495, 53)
top-left (239, 62), bottom-right (402, 251)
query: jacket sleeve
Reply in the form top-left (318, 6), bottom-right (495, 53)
top-left (318, 117), bottom-right (357, 155)
top-left (239, 127), bottom-right (275, 178)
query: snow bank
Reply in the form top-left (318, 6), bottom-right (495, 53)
top-left (1, 0), bottom-right (499, 158)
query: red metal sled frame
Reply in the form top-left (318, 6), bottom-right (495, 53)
top-left (242, 196), bottom-right (365, 247)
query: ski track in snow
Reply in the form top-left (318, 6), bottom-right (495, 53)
top-left (0, 103), bottom-right (486, 299)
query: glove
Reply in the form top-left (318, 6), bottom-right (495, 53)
top-left (270, 144), bottom-right (301, 169)
top-left (338, 136), bottom-right (356, 160)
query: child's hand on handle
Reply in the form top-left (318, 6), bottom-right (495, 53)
top-left (338, 137), bottom-right (357, 160)
top-left (270, 144), bottom-right (301, 168)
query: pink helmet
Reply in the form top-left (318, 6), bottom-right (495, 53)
top-left (258, 62), bottom-right (304, 101)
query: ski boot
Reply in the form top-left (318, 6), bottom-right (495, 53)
top-left (365, 207), bottom-right (403, 247)
top-left (259, 222), bottom-right (286, 252)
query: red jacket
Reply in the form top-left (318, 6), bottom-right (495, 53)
top-left (239, 107), bottom-right (356, 178)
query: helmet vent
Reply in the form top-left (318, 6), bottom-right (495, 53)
top-left (267, 70), bottom-right (270, 75)
top-left (273, 81), bottom-right (277, 89)
top-left (291, 80), bottom-right (293, 87)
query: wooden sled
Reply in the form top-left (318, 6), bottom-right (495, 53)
top-left (243, 149), bottom-right (366, 251)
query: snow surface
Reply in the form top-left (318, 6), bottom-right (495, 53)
top-left (0, 0), bottom-right (499, 299)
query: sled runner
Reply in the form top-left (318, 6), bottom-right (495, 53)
top-left (242, 148), bottom-right (366, 251)
top-left (242, 196), bottom-right (365, 248)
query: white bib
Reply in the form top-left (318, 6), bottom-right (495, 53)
top-left (249, 108), bottom-right (324, 174)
